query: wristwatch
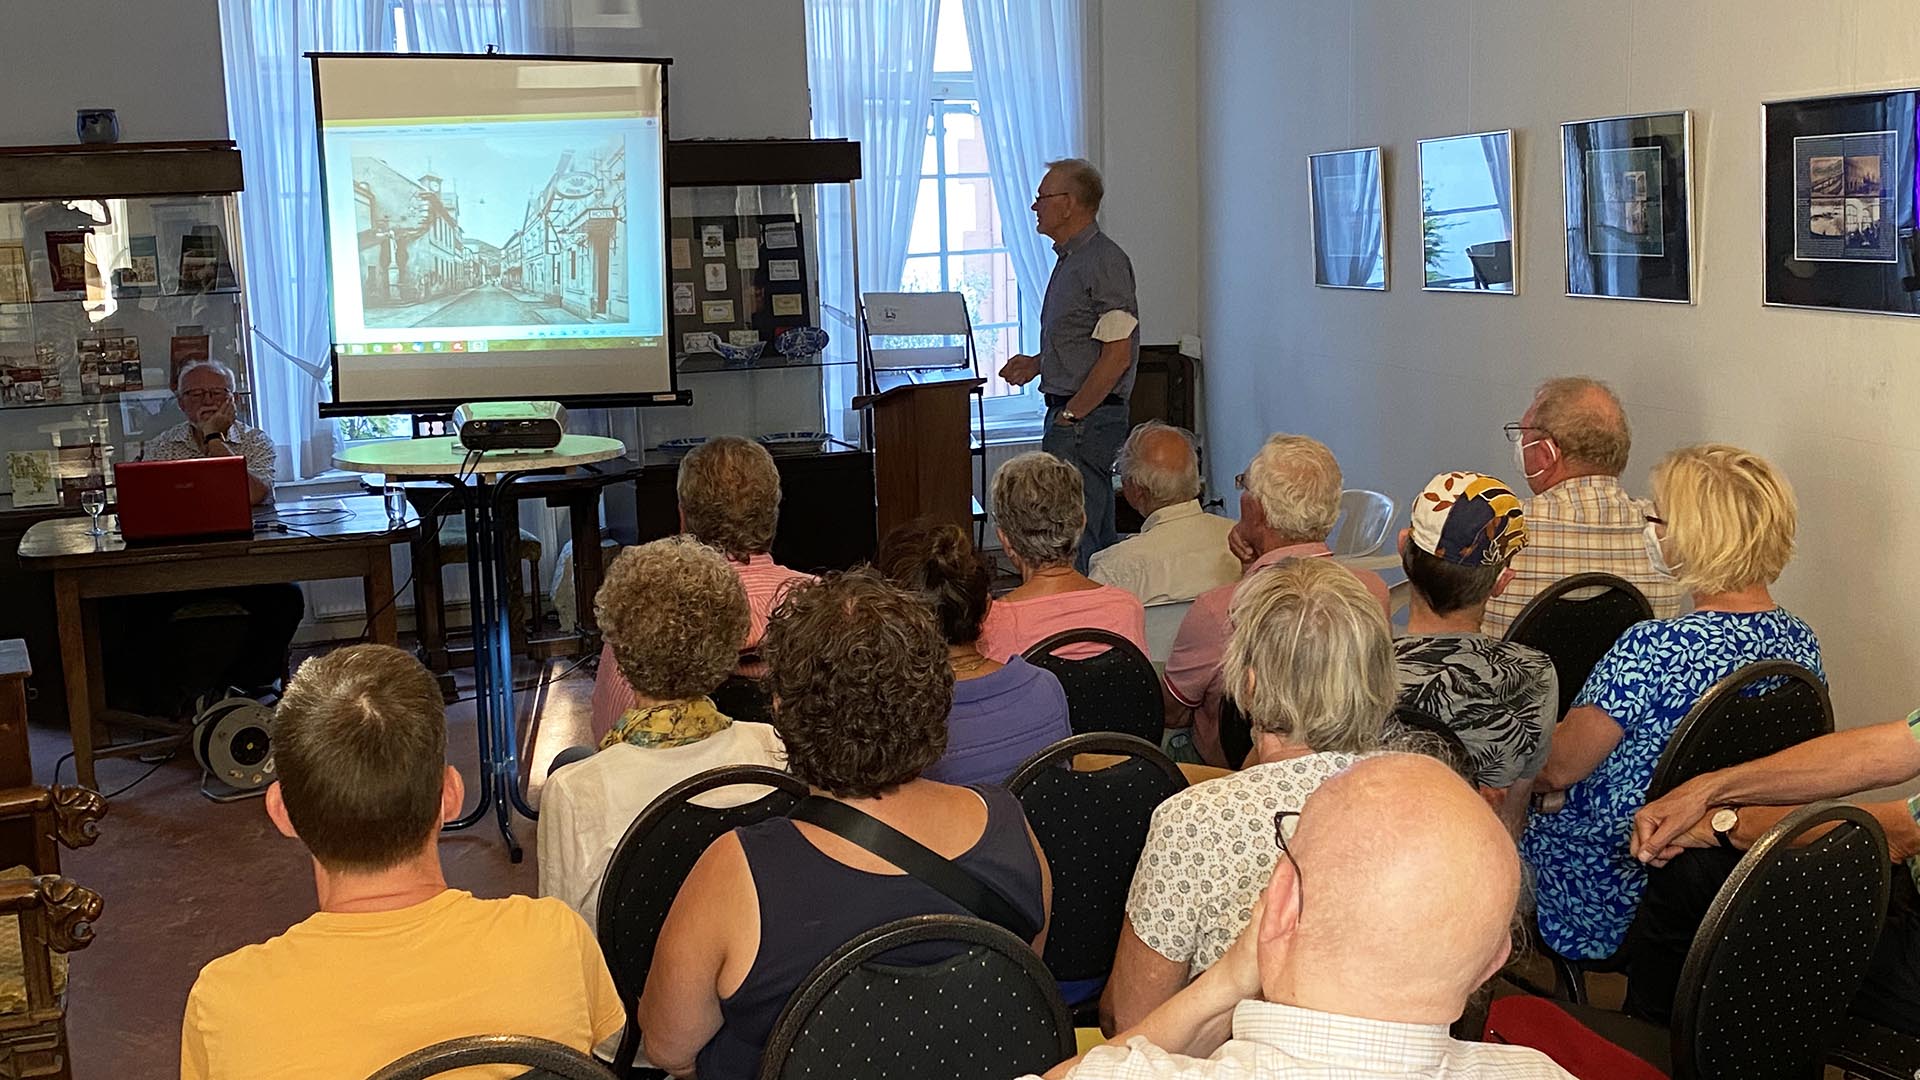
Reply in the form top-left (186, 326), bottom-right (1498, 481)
top-left (1711, 807), bottom-right (1739, 849)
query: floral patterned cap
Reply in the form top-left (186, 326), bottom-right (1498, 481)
top-left (1409, 471), bottom-right (1529, 567)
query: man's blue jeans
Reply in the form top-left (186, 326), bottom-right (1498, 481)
top-left (1041, 400), bottom-right (1128, 572)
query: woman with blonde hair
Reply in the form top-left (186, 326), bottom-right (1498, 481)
top-left (1101, 556), bottom-right (1391, 1033)
top-left (1522, 443), bottom-right (1822, 963)
top-left (977, 451), bottom-right (1147, 660)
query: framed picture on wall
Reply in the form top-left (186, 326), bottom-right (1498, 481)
top-left (1560, 111), bottom-right (1694, 303)
top-left (1417, 130), bottom-right (1516, 293)
top-left (1307, 146), bottom-right (1387, 290)
top-left (1763, 88), bottom-right (1920, 316)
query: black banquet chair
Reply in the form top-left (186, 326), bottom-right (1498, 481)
top-left (1502, 572), bottom-right (1653, 718)
top-left (1021, 628), bottom-right (1163, 741)
top-left (710, 671), bottom-right (774, 727)
top-left (1645, 660), bottom-right (1831, 801)
top-left (1828, 1014), bottom-right (1920, 1080)
top-left (755, 914), bottom-right (1074, 1080)
top-left (595, 764), bottom-right (808, 1078)
top-left (366, 1034), bottom-right (617, 1080)
top-left (1381, 705), bottom-right (1473, 779)
top-left (1006, 733), bottom-right (1188, 1009)
top-left (1545, 660), bottom-right (1832, 1005)
top-left (1496, 801), bottom-right (1890, 1079)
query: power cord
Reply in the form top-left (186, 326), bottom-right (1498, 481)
top-left (49, 746), bottom-right (179, 800)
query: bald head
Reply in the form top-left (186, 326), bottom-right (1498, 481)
top-left (1259, 754), bottom-right (1519, 1024)
top-left (1524, 377), bottom-right (1631, 485)
top-left (1117, 421), bottom-right (1201, 515)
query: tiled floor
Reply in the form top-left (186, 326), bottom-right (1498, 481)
top-left (35, 655), bottom-right (596, 1080)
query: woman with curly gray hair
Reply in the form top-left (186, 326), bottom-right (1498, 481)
top-left (537, 537), bottom-right (785, 926)
top-left (637, 570), bottom-right (1053, 1079)
top-left (977, 450), bottom-right (1147, 660)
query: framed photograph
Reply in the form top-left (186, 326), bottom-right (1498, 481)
top-left (1307, 146), bottom-right (1387, 290)
top-left (45, 230), bottom-right (91, 294)
top-left (1561, 111), bottom-right (1694, 303)
top-left (1764, 89), bottom-right (1920, 316)
top-left (1418, 130), bottom-right (1516, 293)
top-left (571, 0), bottom-right (642, 28)
top-left (7, 451), bottom-right (57, 508)
top-left (771, 293), bottom-right (804, 317)
top-left (672, 282), bottom-right (696, 316)
top-left (703, 263), bottom-right (727, 292)
top-left (701, 299), bottom-right (735, 324)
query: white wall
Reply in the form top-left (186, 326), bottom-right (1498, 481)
top-left (569, 1), bottom-right (811, 140)
top-left (1196, 0), bottom-right (1920, 737)
top-left (1096, 0), bottom-right (1200, 348)
top-left (0, 0), bottom-right (228, 145)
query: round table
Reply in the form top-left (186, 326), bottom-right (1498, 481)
top-left (334, 435), bottom-right (626, 860)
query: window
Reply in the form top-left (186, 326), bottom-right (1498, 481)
top-left (899, 0), bottom-right (1038, 423)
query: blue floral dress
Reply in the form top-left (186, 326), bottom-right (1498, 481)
top-left (1520, 608), bottom-right (1823, 960)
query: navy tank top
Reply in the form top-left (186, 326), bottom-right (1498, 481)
top-left (693, 785), bottom-right (1045, 1080)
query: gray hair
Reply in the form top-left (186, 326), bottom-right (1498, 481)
top-left (1244, 434), bottom-right (1342, 542)
top-left (175, 358), bottom-right (237, 392)
top-left (1116, 420), bottom-right (1201, 512)
top-left (1045, 157), bottom-right (1105, 214)
top-left (1531, 376), bottom-right (1630, 475)
top-left (991, 451), bottom-right (1085, 569)
top-left (1223, 557), bottom-right (1392, 754)
top-left (596, 536), bottom-right (750, 703)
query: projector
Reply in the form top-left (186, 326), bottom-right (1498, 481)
top-left (453, 401), bottom-right (567, 451)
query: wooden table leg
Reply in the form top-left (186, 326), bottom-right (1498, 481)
top-left (413, 512), bottom-right (450, 673)
top-left (364, 548), bottom-right (398, 646)
top-left (52, 575), bottom-right (96, 790)
top-left (567, 491), bottom-right (605, 643)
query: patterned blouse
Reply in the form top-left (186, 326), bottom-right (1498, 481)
top-left (1521, 608), bottom-right (1823, 960)
top-left (1125, 753), bottom-right (1358, 973)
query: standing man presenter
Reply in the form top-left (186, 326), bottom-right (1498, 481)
top-left (999, 158), bottom-right (1141, 570)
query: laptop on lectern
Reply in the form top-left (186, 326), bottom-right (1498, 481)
top-left (115, 457), bottom-right (253, 541)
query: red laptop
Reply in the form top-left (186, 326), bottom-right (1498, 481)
top-left (115, 457), bottom-right (253, 541)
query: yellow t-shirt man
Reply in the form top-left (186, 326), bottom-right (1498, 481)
top-left (180, 889), bottom-right (625, 1080)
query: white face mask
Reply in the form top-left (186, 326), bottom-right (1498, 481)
top-left (1512, 437), bottom-right (1555, 482)
top-left (1643, 520), bottom-right (1681, 579)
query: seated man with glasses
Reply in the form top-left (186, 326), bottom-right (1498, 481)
top-left (1482, 376), bottom-right (1683, 635)
top-left (144, 359), bottom-right (275, 505)
top-left (104, 358), bottom-right (300, 714)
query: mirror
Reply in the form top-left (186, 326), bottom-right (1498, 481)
top-left (1418, 130), bottom-right (1516, 293)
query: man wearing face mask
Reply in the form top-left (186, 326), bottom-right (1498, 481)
top-left (1481, 376), bottom-right (1684, 636)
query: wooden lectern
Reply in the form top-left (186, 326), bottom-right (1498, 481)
top-left (854, 377), bottom-right (985, 540)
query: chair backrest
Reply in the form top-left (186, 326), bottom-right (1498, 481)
top-left (1646, 661), bottom-right (1831, 802)
top-left (1381, 705), bottom-right (1473, 780)
top-left (1022, 629), bottom-right (1164, 741)
top-left (1218, 695), bottom-right (1253, 769)
top-left (1142, 599), bottom-right (1192, 664)
top-left (1670, 801), bottom-right (1890, 1080)
top-left (1503, 572), bottom-right (1654, 717)
top-left (1330, 489), bottom-right (1395, 557)
top-left (594, 764), bottom-right (807, 1069)
top-left (756, 914), bottom-right (1074, 1080)
top-left (365, 1035), bottom-right (616, 1080)
top-left (1005, 733), bottom-right (1188, 985)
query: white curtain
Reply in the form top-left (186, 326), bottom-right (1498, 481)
top-left (394, 0), bottom-right (555, 53)
top-left (805, 0), bottom-right (941, 422)
top-left (962, 0), bottom-right (1087, 353)
top-left (1481, 131), bottom-right (1514, 233)
top-left (219, 0), bottom-right (558, 480)
top-left (1311, 151), bottom-right (1384, 288)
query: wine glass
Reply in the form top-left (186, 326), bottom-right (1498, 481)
top-left (81, 488), bottom-right (107, 536)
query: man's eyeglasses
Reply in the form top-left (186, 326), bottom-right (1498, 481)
top-left (180, 388), bottom-right (232, 404)
top-left (1032, 192), bottom-right (1070, 203)
top-left (1273, 810), bottom-right (1303, 903)
top-left (1645, 514), bottom-right (1667, 526)
top-left (1501, 422), bottom-right (1551, 445)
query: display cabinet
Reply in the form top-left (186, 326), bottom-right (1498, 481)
top-left (0, 139), bottom-right (250, 724)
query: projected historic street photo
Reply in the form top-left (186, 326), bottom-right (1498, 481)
top-left (351, 133), bottom-right (629, 329)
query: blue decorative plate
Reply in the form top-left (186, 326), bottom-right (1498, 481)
top-left (757, 430), bottom-right (827, 455)
top-left (655, 437), bottom-right (708, 457)
top-left (714, 339), bottom-right (767, 363)
top-left (774, 325), bottom-right (830, 358)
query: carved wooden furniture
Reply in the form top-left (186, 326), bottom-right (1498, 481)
top-left (0, 783), bottom-right (105, 1080)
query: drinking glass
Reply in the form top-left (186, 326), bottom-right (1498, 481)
top-left (81, 488), bottom-right (107, 536)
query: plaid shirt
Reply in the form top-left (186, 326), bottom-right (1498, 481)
top-left (1033, 1000), bottom-right (1575, 1079)
top-left (1480, 475), bottom-right (1684, 637)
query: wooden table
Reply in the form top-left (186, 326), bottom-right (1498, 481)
top-left (334, 437), bottom-right (626, 861)
top-left (18, 496), bottom-right (416, 789)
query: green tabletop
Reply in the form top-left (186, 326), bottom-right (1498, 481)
top-left (334, 435), bottom-right (627, 477)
